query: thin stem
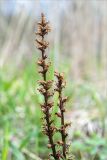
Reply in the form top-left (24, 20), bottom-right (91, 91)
top-left (59, 83), bottom-right (66, 158)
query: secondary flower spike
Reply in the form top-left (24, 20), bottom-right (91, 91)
top-left (54, 71), bottom-right (71, 159)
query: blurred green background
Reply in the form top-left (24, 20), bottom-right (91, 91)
top-left (0, 0), bottom-right (107, 160)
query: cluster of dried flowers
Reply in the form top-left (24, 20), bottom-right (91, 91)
top-left (35, 13), bottom-right (73, 160)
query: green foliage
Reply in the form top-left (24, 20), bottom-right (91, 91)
top-left (72, 134), bottom-right (107, 160)
top-left (0, 57), bottom-right (107, 160)
top-left (0, 59), bottom-right (47, 159)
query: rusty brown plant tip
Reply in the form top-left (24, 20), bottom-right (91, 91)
top-left (36, 13), bottom-right (74, 160)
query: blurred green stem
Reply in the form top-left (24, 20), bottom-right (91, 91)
top-left (22, 148), bottom-right (42, 160)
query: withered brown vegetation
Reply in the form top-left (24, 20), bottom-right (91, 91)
top-left (54, 72), bottom-right (71, 159)
top-left (35, 13), bottom-right (73, 160)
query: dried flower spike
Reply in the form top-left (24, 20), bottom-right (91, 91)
top-left (54, 71), bottom-right (71, 159)
top-left (36, 13), bottom-right (74, 160)
top-left (36, 13), bottom-right (59, 160)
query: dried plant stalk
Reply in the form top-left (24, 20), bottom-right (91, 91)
top-left (36, 13), bottom-right (59, 160)
top-left (54, 72), bottom-right (71, 159)
top-left (36, 13), bottom-right (73, 160)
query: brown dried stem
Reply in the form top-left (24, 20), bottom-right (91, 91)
top-left (36, 13), bottom-right (59, 160)
top-left (54, 72), bottom-right (71, 159)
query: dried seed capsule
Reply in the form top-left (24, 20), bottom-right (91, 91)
top-left (47, 144), bottom-right (52, 149)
